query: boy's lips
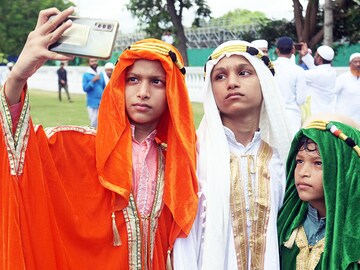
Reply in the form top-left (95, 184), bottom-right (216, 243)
top-left (132, 103), bottom-right (152, 112)
top-left (296, 182), bottom-right (312, 189)
top-left (225, 92), bottom-right (244, 99)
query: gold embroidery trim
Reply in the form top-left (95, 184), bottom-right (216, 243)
top-left (295, 225), bottom-right (325, 270)
top-left (0, 88), bottom-right (30, 175)
top-left (123, 146), bottom-right (165, 270)
top-left (230, 141), bottom-right (272, 270)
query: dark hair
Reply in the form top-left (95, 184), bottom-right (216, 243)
top-left (297, 136), bottom-right (320, 155)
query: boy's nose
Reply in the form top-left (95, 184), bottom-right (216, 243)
top-left (227, 74), bottom-right (240, 90)
top-left (137, 83), bottom-right (150, 99)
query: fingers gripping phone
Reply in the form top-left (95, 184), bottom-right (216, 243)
top-left (49, 17), bottom-right (119, 59)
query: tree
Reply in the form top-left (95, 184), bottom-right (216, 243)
top-left (127, 0), bottom-right (211, 65)
top-left (0, 0), bottom-right (73, 59)
top-left (292, 0), bottom-right (360, 47)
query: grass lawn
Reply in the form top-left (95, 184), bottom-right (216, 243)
top-left (29, 89), bottom-right (204, 128)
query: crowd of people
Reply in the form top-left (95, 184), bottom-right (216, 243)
top-left (0, 6), bottom-right (359, 270)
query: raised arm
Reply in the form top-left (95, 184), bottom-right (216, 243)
top-left (5, 7), bottom-right (75, 105)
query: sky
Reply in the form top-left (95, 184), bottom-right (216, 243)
top-left (74, 0), bottom-right (297, 33)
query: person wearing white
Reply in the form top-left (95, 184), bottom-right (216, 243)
top-left (161, 29), bottom-right (174, 45)
top-left (102, 62), bottom-right (114, 85)
top-left (273, 37), bottom-right (307, 138)
top-left (300, 44), bottom-right (336, 117)
top-left (173, 40), bottom-right (291, 270)
top-left (334, 52), bottom-right (360, 124)
top-left (250, 39), bottom-right (269, 55)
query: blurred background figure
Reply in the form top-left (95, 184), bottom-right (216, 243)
top-left (103, 62), bottom-right (114, 85)
top-left (82, 58), bottom-right (106, 128)
top-left (1, 62), bottom-right (14, 87)
top-left (300, 43), bottom-right (336, 118)
top-left (56, 62), bottom-right (72, 102)
top-left (334, 52), bottom-right (360, 124)
top-left (273, 36), bottom-right (307, 138)
top-left (161, 29), bottom-right (174, 45)
top-left (251, 39), bottom-right (269, 55)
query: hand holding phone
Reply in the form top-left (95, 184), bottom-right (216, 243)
top-left (294, 43), bottom-right (303, 51)
top-left (49, 17), bottom-right (119, 59)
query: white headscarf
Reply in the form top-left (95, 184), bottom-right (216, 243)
top-left (197, 40), bottom-right (291, 269)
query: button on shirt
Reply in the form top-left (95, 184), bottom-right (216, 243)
top-left (303, 204), bottom-right (326, 246)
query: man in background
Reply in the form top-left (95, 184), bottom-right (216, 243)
top-left (273, 36), bottom-right (307, 137)
top-left (251, 39), bottom-right (269, 55)
top-left (56, 62), bottom-right (72, 102)
top-left (102, 62), bottom-right (114, 85)
top-left (300, 43), bottom-right (336, 117)
top-left (82, 58), bottom-right (105, 128)
top-left (1, 62), bottom-right (14, 87)
top-left (334, 52), bottom-right (360, 124)
top-left (161, 29), bottom-right (174, 45)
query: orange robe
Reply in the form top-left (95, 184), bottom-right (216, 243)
top-left (0, 39), bottom-right (198, 269)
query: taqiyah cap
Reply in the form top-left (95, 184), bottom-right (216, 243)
top-left (251, 39), bottom-right (268, 49)
top-left (317, 45), bottom-right (334, 61)
top-left (104, 62), bottom-right (114, 69)
top-left (7, 62), bottom-right (14, 67)
top-left (349, 52), bottom-right (360, 62)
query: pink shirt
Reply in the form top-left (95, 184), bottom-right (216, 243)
top-left (131, 125), bottom-right (158, 219)
top-left (9, 102), bottom-right (22, 135)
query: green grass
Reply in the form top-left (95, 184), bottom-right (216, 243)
top-left (29, 89), bottom-right (204, 128)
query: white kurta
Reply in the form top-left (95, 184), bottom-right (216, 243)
top-left (273, 57), bottom-right (308, 137)
top-left (334, 71), bottom-right (360, 124)
top-left (174, 128), bottom-right (285, 270)
top-left (301, 53), bottom-right (337, 116)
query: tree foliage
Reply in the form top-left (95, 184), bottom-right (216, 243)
top-left (293, 0), bottom-right (360, 47)
top-left (208, 9), bottom-right (268, 27)
top-left (127, 0), bottom-right (211, 65)
top-left (0, 0), bottom-right (73, 58)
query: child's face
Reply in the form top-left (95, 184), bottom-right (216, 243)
top-left (125, 59), bottom-right (167, 131)
top-left (294, 141), bottom-right (324, 207)
top-left (210, 55), bottom-right (263, 117)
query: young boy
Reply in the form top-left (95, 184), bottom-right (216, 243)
top-left (174, 40), bottom-right (292, 269)
top-left (278, 118), bottom-right (360, 269)
top-left (0, 7), bottom-right (197, 269)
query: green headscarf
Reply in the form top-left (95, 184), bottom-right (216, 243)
top-left (278, 120), bottom-right (360, 270)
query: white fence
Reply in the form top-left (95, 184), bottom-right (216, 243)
top-left (1, 66), bottom-right (348, 103)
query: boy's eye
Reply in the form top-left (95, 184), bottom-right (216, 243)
top-left (314, 161), bottom-right (322, 166)
top-left (295, 159), bottom-right (303, 164)
top-left (127, 77), bottom-right (138, 82)
top-left (239, 70), bottom-right (251, 76)
top-left (215, 74), bottom-right (226, 80)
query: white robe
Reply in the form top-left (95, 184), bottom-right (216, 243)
top-left (301, 53), bottom-right (337, 116)
top-left (334, 71), bottom-right (360, 124)
top-left (174, 128), bottom-right (285, 270)
top-left (273, 57), bottom-right (308, 138)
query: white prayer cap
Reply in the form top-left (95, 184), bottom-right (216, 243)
top-left (104, 62), bottom-right (114, 69)
top-left (317, 45), bottom-right (334, 61)
top-left (349, 52), bottom-right (360, 62)
top-left (251, 39), bottom-right (268, 49)
top-left (6, 62), bottom-right (14, 68)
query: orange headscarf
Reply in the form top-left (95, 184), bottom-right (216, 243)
top-left (96, 39), bottom-right (198, 241)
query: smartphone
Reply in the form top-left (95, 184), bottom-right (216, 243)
top-left (49, 16), bottom-right (119, 59)
top-left (294, 43), bottom-right (303, 51)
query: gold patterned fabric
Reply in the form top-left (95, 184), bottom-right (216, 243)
top-left (230, 141), bottom-right (273, 269)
